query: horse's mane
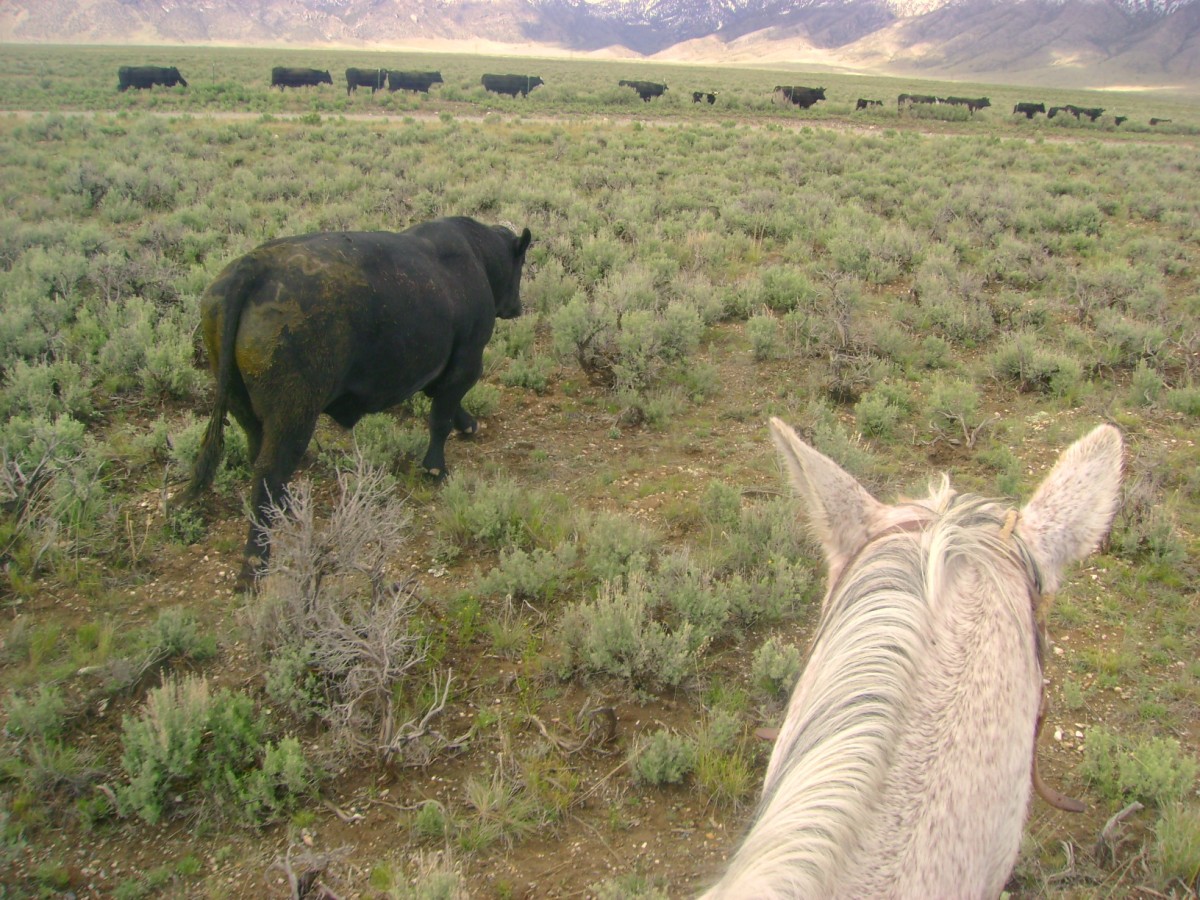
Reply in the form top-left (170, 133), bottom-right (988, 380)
top-left (709, 483), bottom-right (1041, 898)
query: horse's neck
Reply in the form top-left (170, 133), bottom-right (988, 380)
top-left (836, 564), bottom-right (1042, 897)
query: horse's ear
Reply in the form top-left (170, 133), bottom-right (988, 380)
top-left (769, 417), bottom-right (883, 567)
top-left (1018, 424), bottom-right (1123, 594)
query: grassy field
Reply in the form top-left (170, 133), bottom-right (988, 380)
top-left (0, 43), bottom-right (1198, 899)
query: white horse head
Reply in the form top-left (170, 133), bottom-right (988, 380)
top-left (700, 420), bottom-right (1123, 899)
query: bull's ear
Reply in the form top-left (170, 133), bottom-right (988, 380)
top-left (768, 417), bottom-right (883, 571)
top-left (516, 228), bottom-right (532, 256)
top-left (1017, 424), bottom-right (1123, 594)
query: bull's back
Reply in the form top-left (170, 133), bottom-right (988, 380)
top-left (212, 232), bottom-right (488, 404)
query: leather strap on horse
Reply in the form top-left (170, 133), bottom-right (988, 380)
top-left (763, 506), bottom-right (1086, 812)
top-left (1018, 507), bottom-right (1086, 815)
top-left (1033, 686), bottom-right (1086, 813)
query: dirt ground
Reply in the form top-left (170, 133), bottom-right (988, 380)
top-left (2, 102), bottom-right (1196, 897)
top-left (4, 320), bottom-right (1181, 900)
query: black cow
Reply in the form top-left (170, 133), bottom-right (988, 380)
top-left (1048, 105), bottom-right (1105, 122)
top-left (387, 70), bottom-right (443, 93)
top-left (481, 74), bottom-right (544, 97)
top-left (271, 67), bottom-right (333, 90)
top-left (345, 67), bottom-right (387, 95)
top-left (945, 96), bottom-right (991, 113)
top-left (620, 80), bottom-right (668, 102)
top-left (185, 217), bottom-right (533, 585)
top-left (855, 98), bottom-right (883, 110)
top-left (117, 65), bottom-right (187, 92)
top-left (1013, 102), bottom-right (1045, 118)
top-left (776, 85), bottom-right (826, 109)
top-left (1114, 116), bottom-right (1127, 126)
top-left (1150, 117), bottom-right (1171, 125)
top-left (899, 93), bottom-right (941, 107)
top-left (692, 91), bottom-right (717, 104)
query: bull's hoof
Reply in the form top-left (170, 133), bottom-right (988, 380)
top-left (236, 559), bottom-right (264, 593)
top-left (424, 467), bottom-right (447, 482)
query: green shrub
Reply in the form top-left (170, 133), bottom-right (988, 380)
top-left (1081, 726), bottom-right (1199, 807)
top-left (1165, 386), bottom-right (1200, 417)
top-left (921, 336), bottom-right (950, 369)
top-left (701, 481), bottom-right (742, 532)
top-left (0, 359), bottom-right (92, 420)
top-left (264, 641), bottom-right (324, 721)
top-left (1094, 310), bottom-right (1168, 371)
top-left (118, 674), bottom-right (312, 826)
top-left (653, 554), bottom-right (732, 647)
top-left (549, 292), bottom-right (701, 394)
top-left (474, 543), bottom-right (579, 602)
top-left (978, 444), bottom-right (1022, 497)
top-left (732, 558), bottom-right (812, 628)
top-left (751, 637), bottom-right (803, 699)
top-left (1127, 361), bottom-right (1165, 407)
top-left (437, 472), bottom-right (565, 553)
top-left (522, 258), bottom-right (578, 314)
top-left (925, 377), bottom-right (991, 447)
top-left (630, 729), bottom-right (696, 786)
top-left (582, 511), bottom-right (656, 582)
top-left (757, 266), bottom-right (816, 312)
top-left (1153, 802), bottom-right (1200, 887)
top-left (556, 574), bottom-right (695, 688)
top-left (352, 413), bottom-right (428, 474)
top-left (1110, 465), bottom-right (1186, 566)
top-left (499, 355), bottom-right (554, 393)
top-left (3, 685), bottom-right (67, 743)
top-left (990, 334), bottom-right (1083, 398)
top-left (710, 495), bottom-right (807, 576)
top-left (746, 312), bottom-right (782, 361)
top-left (462, 382), bottom-right (501, 418)
top-left (461, 770), bottom-right (544, 850)
top-left (855, 382), bottom-right (910, 441)
top-left (146, 607), bottom-right (217, 664)
top-left (590, 874), bottom-right (670, 900)
top-left (694, 743), bottom-right (755, 811)
top-left (413, 800), bottom-right (448, 841)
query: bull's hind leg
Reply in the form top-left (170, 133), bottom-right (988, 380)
top-left (239, 416), bottom-right (318, 590)
top-left (422, 377), bottom-right (480, 479)
top-left (227, 393), bottom-right (263, 466)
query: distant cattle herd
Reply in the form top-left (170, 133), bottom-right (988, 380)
top-left (112, 63), bottom-right (1177, 127)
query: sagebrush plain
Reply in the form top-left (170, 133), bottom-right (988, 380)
top-left (1, 44), bottom-right (1198, 899)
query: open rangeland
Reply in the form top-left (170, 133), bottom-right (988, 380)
top-left (0, 44), bottom-right (1197, 899)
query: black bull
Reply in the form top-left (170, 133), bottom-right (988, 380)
top-left (345, 67), bottom-right (387, 95)
top-left (481, 74), bottom-right (544, 97)
top-left (388, 70), bottom-right (443, 93)
top-left (271, 67), bottom-right (333, 89)
top-left (185, 216), bottom-right (533, 584)
top-left (118, 66), bottom-right (187, 91)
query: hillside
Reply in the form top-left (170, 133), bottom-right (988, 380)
top-left (1, 0), bottom-right (1197, 88)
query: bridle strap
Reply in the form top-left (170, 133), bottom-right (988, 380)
top-left (1004, 510), bottom-right (1086, 814)
top-left (825, 506), bottom-right (1085, 813)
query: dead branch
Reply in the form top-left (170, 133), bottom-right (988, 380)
top-left (1094, 801), bottom-right (1144, 867)
top-left (266, 844), bottom-right (343, 900)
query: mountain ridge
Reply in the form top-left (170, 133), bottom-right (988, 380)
top-left (1, 0), bottom-right (1196, 87)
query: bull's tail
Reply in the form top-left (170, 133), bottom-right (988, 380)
top-left (182, 258), bottom-right (257, 503)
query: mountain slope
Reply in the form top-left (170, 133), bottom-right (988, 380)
top-left (0, 0), bottom-right (1196, 85)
